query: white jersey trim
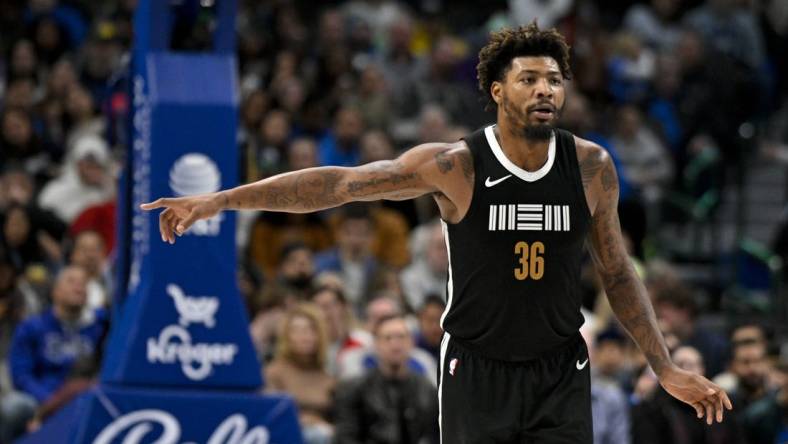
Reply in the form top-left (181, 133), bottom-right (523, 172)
top-left (484, 125), bottom-right (556, 182)
top-left (438, 332), bottom-right (450, 444)
top-left (439, 220), bottom-right (453, 328)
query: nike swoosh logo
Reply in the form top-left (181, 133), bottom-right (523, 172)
top-left (576, 358), bottom-right (589, 370)
top-left (485, 175), bottom-right (513, 187)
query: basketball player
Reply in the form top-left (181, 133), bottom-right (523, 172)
top-left (142, 23), bottom-right (732, 443)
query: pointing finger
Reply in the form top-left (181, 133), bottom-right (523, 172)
top-left (141, 198), bottom-right (173, 210)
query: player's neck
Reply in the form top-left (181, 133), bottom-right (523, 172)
top-left (494, 123), bottom-right (550, 172)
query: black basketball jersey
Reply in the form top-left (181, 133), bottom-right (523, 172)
top-left (441, 125), bottom-right (592, 361)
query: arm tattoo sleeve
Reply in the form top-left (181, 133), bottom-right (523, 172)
top-left (221, 159), bottom-right (427, 212)
top-left (590, 157), bottom-right (672, 376)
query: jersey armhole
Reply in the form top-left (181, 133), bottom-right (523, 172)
top-left (567, 133), bottom-right (593, 222)
top-left (441, 136), bottom-right (481, 226)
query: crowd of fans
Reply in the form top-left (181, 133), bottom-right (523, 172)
top-left (0, 0), bottom-right (787, 443)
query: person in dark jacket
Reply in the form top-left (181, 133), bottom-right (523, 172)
top-left (334, 314), bottom-right (438, 444)
top-left (632, 345), bottom-right (745, 444)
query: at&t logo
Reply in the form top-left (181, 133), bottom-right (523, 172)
top-left (169, 153), bottom-right (222, 236)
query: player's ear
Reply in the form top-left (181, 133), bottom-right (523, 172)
top-left (491, 81), bottom-right (503, 106)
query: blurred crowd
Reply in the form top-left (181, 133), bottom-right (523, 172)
top-left (1, 0), bottom-right (788, 443)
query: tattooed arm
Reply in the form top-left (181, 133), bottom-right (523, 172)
top-left (581, 140), bottom-right (732, 424)
top-left (583, 146), bottom-right (672, 375)
top-left (141, 142), bottom-right (473, 242)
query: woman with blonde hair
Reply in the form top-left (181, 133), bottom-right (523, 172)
top-left (264, 303), bottom-right (335, 444)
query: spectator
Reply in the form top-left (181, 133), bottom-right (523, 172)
top-left (276, 242), bottom-right (316, 300)
top-left (265, 303), bottom-right (335, 444)
top-left (1, 203), bottom-right (65, 273)
top-left (396, 35), bottom-right (484, 129)
top-left (1, 266), bottom-right (106, 442)
top-left (723, 339), bottom-right (770, 413)
top-left (286, 137), bottom-right (319, 172)
top-left (674, 28), bottom-right (760, 165)
top-left (0, 108), bottom-right (49, 183)
top-left (508, 0), bottom-right (572, 29)
top-left (315, 203), bottom-right (381, 311)
top-left (245, 109), bottom-right (291, 181)
top-left (0, 166), bottom-right (36, 210)
top-left (592, 328), bottom-right (631, 389)
top-left (63, 84), bottom-right (106, 152)
top-left (334, 314), bottom-right (439, 444)
top-left (413, 295), bottom-right (444, 364)
top-left (45, 58), bottom-right (79, 104)
top-left (558, 91), bottom-right (636, 201)
top-left (78, 31), bottom-right (123, 105)
top-left (248, 284), bottom-right (299, 363)
top-left (238, 90), bottom-right (270, 149)
top-left (623, 0), bottom-right (683, 50)
top-left (416, 104), bottom-right (454, 145)
top-left (646, 54), bottom-right (684, 158)
top-left (310, 286), bottom-right (367, 376)
top-left (272, 76), bottom-right (307, 119)
top-left (401, 220), bottom-right (447, 311)
top-left (347, 63), bottom-right (392, 130)
top-left (68, 230), bottom-right (110, 310)
top-left (654, 283), bottom-right (729, 378)
top-left (337, 296), bottom-right (437, 385)
top-left (608, 105), bottom-right (673, 203)
top-left (359, 130), bottom-right (420, 228)
top-left (318, 106), bottom-right (365, 167)
top-left (0, 245), bottom-right (26, 392)
top-left (3, 77), bottom-right (37, 111)
top-left (684, 0), bottom-right (767, 70)
top-left (69, 200), bottom-right (117, 255)
top-left (38, 135), bottom-right (115, 224)
top-left (247, 210), bottom-right (332, 279)
top-left (581, 324), bottom-right (630, 444)
top-left (742, 350), bottom-right (788, 444)
top-left (606, 32), bottom-right (656, 104)
top-left (632, 345), bottom-right (745, 444)
top-left (714, 324), bottom-right (768, 393)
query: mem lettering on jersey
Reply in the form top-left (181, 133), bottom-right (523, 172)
top-left (488, 204), bottom-right (570, 231)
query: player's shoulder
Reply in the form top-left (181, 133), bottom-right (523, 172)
top-left (404, 140), bottom-right (472, 170)
top-left (408, 140), bottom-right (469, 156)
top-left (571, 134), bottom-right (613, 166)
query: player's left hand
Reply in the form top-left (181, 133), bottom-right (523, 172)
top-left (658, 365), bottom-right (733, 425)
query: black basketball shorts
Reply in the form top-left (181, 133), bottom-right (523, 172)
top-left (438, 333), bottom-right (593, 444)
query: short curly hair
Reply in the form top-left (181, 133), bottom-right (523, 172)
top-left (477, 23), bottom-right (572, 110)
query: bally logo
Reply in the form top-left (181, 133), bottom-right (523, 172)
top-left (93, 409), bottom-right (270, 444)
top-left (488, 204), bottom-right (570, 232)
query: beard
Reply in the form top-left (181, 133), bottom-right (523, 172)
top-left (502, 95), bottom-right (560, 142)
top-left (740, 374), bottom-right (764, 393)
top-left (523, 124), bottom-right (554, 141)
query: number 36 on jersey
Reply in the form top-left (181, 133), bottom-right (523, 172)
top-left (514, 241), bottom-right (544, 280)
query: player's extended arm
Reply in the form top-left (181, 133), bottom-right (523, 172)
top-left (141, 142), bottom-right (466, 243)
top-left (584, 148), bottom-right (732, 424)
